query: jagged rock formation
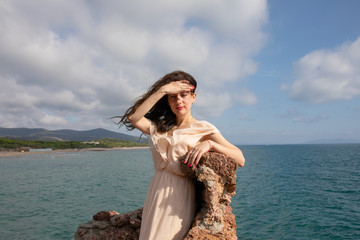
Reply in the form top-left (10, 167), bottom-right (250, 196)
top-left (74, 152), bottom-right (238, 240)
top-left (181, 152), bottom-right (238, 240)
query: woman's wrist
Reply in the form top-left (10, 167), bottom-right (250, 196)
top-left (207, 140), bottom-right (212, 152)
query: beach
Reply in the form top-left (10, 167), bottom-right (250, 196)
top-left (0, 146), bottom-right (149, 158)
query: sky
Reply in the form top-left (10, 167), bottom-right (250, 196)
top-left (0, 0), bottom-right (359, 145)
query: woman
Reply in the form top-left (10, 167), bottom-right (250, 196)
top-left (118, 70), bottom-right (245, 240)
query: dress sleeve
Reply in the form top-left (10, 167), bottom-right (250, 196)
top-left (148, 121), bottom-right (158, 149)
top-left (191, 121), bottom-right (220, 135)
top-left (148, 121), bottom-right (171, 161)
top-left (149, 121), bottom-right (157, 137)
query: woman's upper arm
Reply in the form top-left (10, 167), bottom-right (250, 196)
top-left (207, 132), bottom-right (245, 167)
top-left (129, 116), bottom-right (151, 135)
top-left (208, 132), bottom-right (235, 148)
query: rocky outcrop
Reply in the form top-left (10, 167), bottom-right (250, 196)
top-left (180, 152), bottom-right (238, 240)
top-left (74, 208), bottom-right (142, 240)
top-left (74, 152), bottom-right (238, 240)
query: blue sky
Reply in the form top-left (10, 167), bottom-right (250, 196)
top-left (216, 0), bottom-right (360, 144)
top-left (0, 0), bottom-right (359, 145)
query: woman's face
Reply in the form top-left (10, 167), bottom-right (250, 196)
top-left (167, 91), bottom-right (196, 117)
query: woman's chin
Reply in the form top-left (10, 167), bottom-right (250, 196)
top-left (174, 110), bottom-right (187, 116)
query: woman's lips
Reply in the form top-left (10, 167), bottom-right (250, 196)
top-left (176, 106), bottom-right (184, 110)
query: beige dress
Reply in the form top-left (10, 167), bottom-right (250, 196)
top-left (139, 121), bottom-right (219, 240)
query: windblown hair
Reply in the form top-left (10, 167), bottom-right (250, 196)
top-left (115, 70), bottom-right (197, 133)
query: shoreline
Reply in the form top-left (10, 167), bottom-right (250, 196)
top-left (0, 146), bottom-right (150, 158)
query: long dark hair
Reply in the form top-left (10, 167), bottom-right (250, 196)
top-left (115, 70), bottom-right (197, 133)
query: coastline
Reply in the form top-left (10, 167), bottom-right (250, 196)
top-left (0, 146), bottom-right (150, 158)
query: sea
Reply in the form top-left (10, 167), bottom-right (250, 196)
top-left (0, 144), bottom-right (359, 240)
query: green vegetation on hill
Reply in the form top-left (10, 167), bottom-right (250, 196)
top-left (0, 127), bottom-right (147, 143)
top-left (0, 138), bottom-right (148, 151)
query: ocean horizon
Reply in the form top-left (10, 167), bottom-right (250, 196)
top-left (1, 144), bottom-right (359, 239)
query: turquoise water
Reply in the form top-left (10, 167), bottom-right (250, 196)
top-left (0, 144), bottom-right (359, 239)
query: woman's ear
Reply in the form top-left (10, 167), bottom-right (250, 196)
top-left (191, 93), bottom-right (197, 103)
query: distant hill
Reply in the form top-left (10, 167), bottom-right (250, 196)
top-left (0, 127), bottom-right (146, 143)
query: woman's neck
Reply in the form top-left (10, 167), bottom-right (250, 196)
top-left (176, 115), bottom-right (196, 128)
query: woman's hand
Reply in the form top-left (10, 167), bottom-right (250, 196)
top-left (184, 133), bottom-right (245, 168)
top-left (183, 140), bottom-right (211, 167)
top-left (161, 81), bottom-right (194, 95)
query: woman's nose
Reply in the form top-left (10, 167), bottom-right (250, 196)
top-left (176, 94), bottom-right (182, 101)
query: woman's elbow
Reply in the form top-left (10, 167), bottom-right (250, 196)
top-left (237, 157), bottom-right (245, 167)
top-left (128, 114), bottom-right (137, 125)
top-left (236, 151), bottom-right (245, 167)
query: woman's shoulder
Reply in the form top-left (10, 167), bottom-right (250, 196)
top-left (190, 120), bottom-right (219, 132)
top-left (191, 120), bottom-right (215, 126)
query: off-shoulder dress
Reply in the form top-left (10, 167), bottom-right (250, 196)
top-left (139, 121), bottom-right (219, 240)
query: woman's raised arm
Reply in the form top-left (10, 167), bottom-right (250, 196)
top-left (128, 81), bottom-right (193, 134)
top-left (128, 89), bottom-right (164, 134)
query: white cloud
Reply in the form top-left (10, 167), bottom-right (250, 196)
top-left (234, 89), bottom-right (258, 106)
top-left (155, 28), bottom-right (210, 68)
top-left (96, 20), bottom-right (152, 62)
top-left (0, 75), bottom-right (38, 112)
top-left (0, 0), bottom-right (267, 129)
top-left (39, 113), bottom-right (68, 126)
top-left (283, 37), bottom-right (360, 103)
top-left (193, 92), bottom-right (232, 118)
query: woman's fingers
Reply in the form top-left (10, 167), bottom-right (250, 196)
top-left (186, 141), bottom-right (208, 167)
top-left (181, 81), bottom-right (195, 91)
top-left (187, 151), bottom-right (195, 166)
top-left (175, 81), bottom-right (192, 92)
top-left (184, 152), bottom-right (190, 164)
top-left (194, 152), bottom-right (202, 166)
top-left (163, 81), bottom-right (193, 94)
top-left (187, 151), bottom-right (202, 167)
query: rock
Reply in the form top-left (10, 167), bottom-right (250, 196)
top-left (74, 152), bottom-right (238, 240)
top-left (74, 208), bottom-right (143, 240)
top-left (180, 152), bottom-right (238, 240)
top-left (93, 211), bottom-right (119, 221)
top-left (102, 226), bottom-right (138, 240)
